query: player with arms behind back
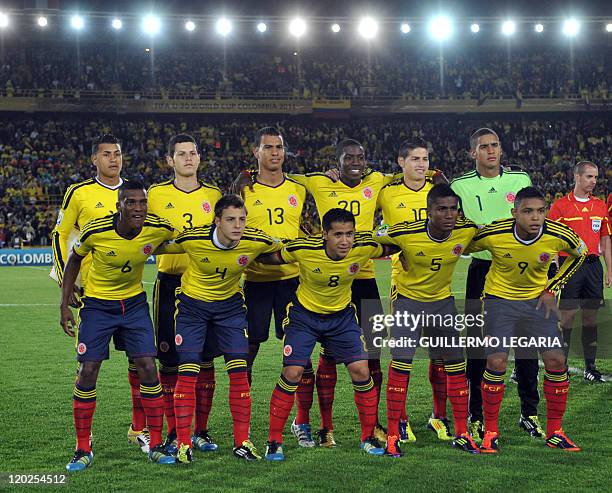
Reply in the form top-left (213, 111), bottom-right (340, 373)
top-left (60, 181), bottom-right (175, 470)
top-left (466, 187), bottom-right (586, 453)
top-left (147, 134), bottom-right (222, 453)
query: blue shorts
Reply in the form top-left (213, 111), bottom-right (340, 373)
top-left (76, 292), bottom-right (156, 362)
top-left (174, 291), bottom-right (249, 363)
top-left (389, 295), bottom-right (464, 361)
top-left (482, 294), bottom-right (564, 356)
top-left (153, 272), bottom-right (222, 367)
top-left (281, 301), bottom-right (366, 367)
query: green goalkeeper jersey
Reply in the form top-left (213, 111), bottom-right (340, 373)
top-left (450, 167), bottom-right (531, 260)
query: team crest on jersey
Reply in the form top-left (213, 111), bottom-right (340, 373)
top-left (349, 263), bottom-right (360, 274)
top-left (288, 195), bottom-right (298, 208)
top-left (505, 192), bottom-right (516, 203)
top-left (175, 334), bottom-right (183, 346)
top-left (283, 345), bottom-right (293, 357)
top-left (363, 187), bottom-right (373, 200)
top-left (77, 343), bottom-right (87, 355)
top-left (592, 219), bottom-right (602, 233)
top-left (452, 244), bottom-right (464, 256)
top-left (159, 342), bottom-right (170, 353)
top-left (237, 255), bottom-right (250, 266)
top-left (539, 252), bottom-right (551, 263)
top-left (143, 244), bottom-right (153, 255)
top-left (202, 201), bottom-right (212, 214)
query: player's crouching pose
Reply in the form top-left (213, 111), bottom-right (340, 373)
top-left (374, 184), bottom-right (480, 456)
top-left (60, 181), bottom-right (176, 471)
top-left (155, 194), bottom-right (283, 463)
top-left (466, 187), bottom-right (586, 453)
top-left (256, 208), bottom-right (400, 461)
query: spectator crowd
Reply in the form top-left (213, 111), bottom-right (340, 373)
top-left (0, 44), bottom-right (609, 100)
top-left (0, 115), bottom-right (609, 248)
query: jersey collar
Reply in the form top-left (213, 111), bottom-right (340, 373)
top-left (211, 224), bottom-right (239, 250)
top-left (425, 220), bottom-right (452, 243)
top-left (512, 221), bottom-right (543, 245)
top-left (94, 176), bottom-right (123, 190)
top-left (474, 167), bottom-right (503, 179)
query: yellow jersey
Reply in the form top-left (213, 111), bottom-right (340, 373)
top-left (162, 225), bottom-right (283, 302)
top-left (147, 180), bottom-right (222, 275)
top-left (466, 218), bottom-right (587, 300)
top-left (377, 177), bottom-right (435, 284)
top-left (288, 170), bottom-right (394, 279)
top-left (375, 218), bottom-right (478, 301)
top-left (280, 232), bottom-right (384, 314)
top-left (52, 177), bottom-right (123, 286)
top-left (243, 175), bottom-right (307, 282)
top-left (73, 213), bottom-right (173, 300)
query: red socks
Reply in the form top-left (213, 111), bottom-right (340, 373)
top-left (295, 362), bottom-right (314, 425)
top-left (227, 360), bottom-right (251, 447)
top-left (195, 362), bottom-right (216, 433)
top-left (139, 380), bottom-right (164, 448)
top-left (368, 358), bottom-right (383, 422)
top-left (353, 377), bottom-right (378, 441)
top-left (316, 355), bottom-right (337, 430)
top-left (128, 364), bottom-right (146, 431)
top-left (481, 369), bottom-right (505, 434)
top-left (174, 364), bottom-right (199, 447)
top-left (73, 384), bottom-right (96, 452)
top-left (385, 361), bottom-right (411, 437)
top-left (444, 361), bottom-right (469, 436)
top-left (269, 374), bottom-right (299, 443)
top-left (543, 368), bottom-right (569, 436)
top-left (429, 359), bottom-right (448, 419)
top-left (159, 369), bottom-right (177, 433)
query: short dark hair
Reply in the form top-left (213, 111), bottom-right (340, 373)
top-left (336, 138), bottom-right (364, 160)
top-left (399, 138), bottom-right (428, 159)
top-left (427, 184), bottom-right (460, 209)
top-left (514, 186), bottom-right (545, 208)
top-left (168, 134), bottom-right (199, 156)
top-left (573, 161), bottom-right (598, 175)
top-left (214, 194), bottom-right (246, 219)
top-left (322, 208), bottom-right (355, 232)
top-left (469, 128), bottom-right (499, 150)
top-left (254, 126), bottom-right (284, 147)
top-left (91, 134), bottom-right (121, 155)
top-left (118, 180), bottom-right (145, 200)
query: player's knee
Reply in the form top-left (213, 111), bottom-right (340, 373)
top-left (544, 351), bottom-right (566, 372)
top-left (78, 361), bottom-right (101, 385)
top-left (133, 357), bottom-right (158, 381)
top-left (282, 365), bottom-right (304, 383)
top-left (347, 361), bottom-right (370, 382)
top-left (486, 354), bottom-right (508, 372)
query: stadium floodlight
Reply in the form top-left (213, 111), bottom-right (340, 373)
top-left (562, 19), bottom-right (579, 37)
top-left (0, 12), bottom-right (8, 28)
top-left (400, 23), bottom-right (411, 34)
top-left (111, 18), bottom-right (122, 30)
top-left (428, 16), bottom-right (452, 41)
top-left (535, 23), bottom-right (544, 33)
top-left (607, 23), bottom-right (612, 33)
top-left (470, 23), bottom-right (480, 33)
top-left (142, 15), bottom-right (160, 35)
top-left (185, 20), bottom-right (195, 32)
top-left (289, 18), bottom-right (306, 38)
top-left (216, 17), bottom-right (232, 36)
top-left (358, 17), bottom-right (378, 39)
top-left (501, 20), bottom-right (516, 36)
top-left (37, 16), bottom-right (48, 28)
top-left (331, 23), bottom-right (341, 33)
top-left (70, 15), bottom-right (84, 30)
top-left (257, 22), bottom-right (267, 33)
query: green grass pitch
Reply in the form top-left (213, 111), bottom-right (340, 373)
top-left (1, 259), bottom-right (610, 493)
